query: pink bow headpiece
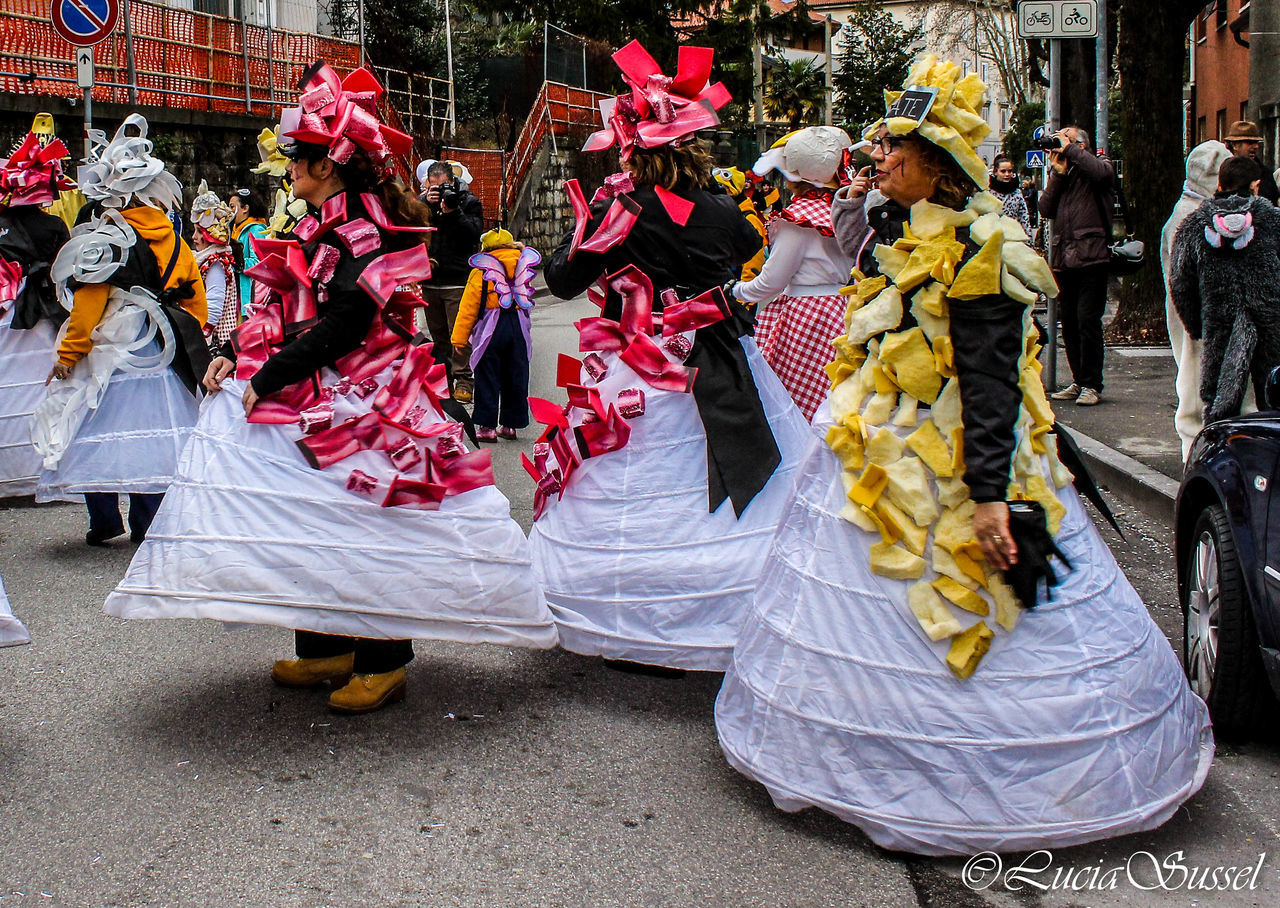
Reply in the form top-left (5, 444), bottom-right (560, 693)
top-left (284, 62), bottom-right (413, 171)
top-left (583, 41), bottom-right (731, 160)
top-left (0, 133), bottom-right (74, 207)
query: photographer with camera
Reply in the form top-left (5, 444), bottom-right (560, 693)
top-left (1038, 126), bottom-right (1115, 407)
top-left (421, 160), bottom-right (484, 402)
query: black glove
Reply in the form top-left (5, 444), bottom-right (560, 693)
top-left (1002, 500), bottom-right (1071, 610)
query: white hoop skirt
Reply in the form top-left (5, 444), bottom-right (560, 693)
top-left (33, 304), bottom-right (198, 501)
top-left (105, 381), bottom-right (557, 649)
top-left (0, 572), bottom-right (31, 647)
top-left (0, 308), bottom-right (56, 498)
top-left (529, 338), bottom-right (811, 670)
top-left (714, 412), bottom-right (1214, 856)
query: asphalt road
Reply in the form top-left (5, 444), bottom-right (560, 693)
top-left (1, 296), bottom-right (1277, 907)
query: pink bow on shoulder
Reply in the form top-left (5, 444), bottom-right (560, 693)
top-left (582, 41), bottom-right (732, 160)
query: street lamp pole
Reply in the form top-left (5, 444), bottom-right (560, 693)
top-left (1096, 0), bottom-right (1108, 153)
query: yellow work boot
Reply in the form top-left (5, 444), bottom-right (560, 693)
top-left (328, 668), bottom-right (407, 714)
top-left (271, 653), bottom-right (354, 689)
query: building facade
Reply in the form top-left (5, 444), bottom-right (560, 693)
top-left (1189, 0), bottom-right (1251, 146)
top-left (800, 0), bottom-right (1024, 162)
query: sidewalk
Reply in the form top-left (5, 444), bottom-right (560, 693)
top-left (1047, 344), bottom-right (1182, 522)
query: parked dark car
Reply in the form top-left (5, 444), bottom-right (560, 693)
top-left (1177, 368), bottom-right (1280, 740)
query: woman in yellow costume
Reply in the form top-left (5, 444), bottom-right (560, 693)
top-left (714, 57), bottom-right (1212, 855)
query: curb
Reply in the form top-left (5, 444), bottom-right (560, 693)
top-left (1062, 425), bottom-right (1178, 525)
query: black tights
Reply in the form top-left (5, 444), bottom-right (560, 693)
top-left (295, 631), bottom-right (413, 674)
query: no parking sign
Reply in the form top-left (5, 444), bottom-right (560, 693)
top-left (51, 0), bottom-right (119, 46)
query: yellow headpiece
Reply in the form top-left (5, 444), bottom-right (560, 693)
top-left (480, 227), bottom-right (515, 251)
top-left (863, 54), bottom-right (992, 188)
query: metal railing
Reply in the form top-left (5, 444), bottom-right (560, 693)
top-left (0, 0), bottom-right (360, 116)
top-left (503, 80), bottom-right (610, 214)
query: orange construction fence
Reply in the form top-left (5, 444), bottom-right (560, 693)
top-left (503, 81), bottom-right (611, 215)
top-left (0, 0), bottom-right (362, 117)
top-left (439, 146), bottom-right (504, 230)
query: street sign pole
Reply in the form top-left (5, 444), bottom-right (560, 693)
top-left (76, 45), bottom-right (93, 158)
top-left (1096, 0), bottom-right (1108, 153)
top-left (1046, 38), bottom-right (1062, 391)
top-left (1018, 2), bottom-right (1101, 393)
top-left (51, 0), bottom-right (121, 158)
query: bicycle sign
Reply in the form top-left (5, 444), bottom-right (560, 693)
top-left (1017, 0), bottom-right (1098, 39)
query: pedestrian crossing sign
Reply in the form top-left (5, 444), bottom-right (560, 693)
top-left (1026, 149), bottom-right (1047, 168)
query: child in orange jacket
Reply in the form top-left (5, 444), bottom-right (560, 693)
top-left (451, 229), bottom-right (540, 440)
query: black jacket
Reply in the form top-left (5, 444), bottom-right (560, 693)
top-left (547, 184), bottom-right (759, 308)
top-left (1038, 143), bottom-right (1115, 270)
top-left (221, 191), bottom-right (422, 397)
top-left (546, 181), bottom-right (776, 515)
top-left (424, 189), bottom-right (484, 286)
top-left (870, 213), bottom-right (1025, 503)
top-left (1257, 166), bottom-right (1280, 207)
top-left (0, 206), bottom-right (69, 329)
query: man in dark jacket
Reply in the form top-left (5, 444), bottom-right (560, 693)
top-left (422, 160), bottom-right (484, 401)
top-left (1039, 126), bottom-right (1115, 406)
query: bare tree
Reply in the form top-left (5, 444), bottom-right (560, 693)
top-left (928, 1), bottom-right (1039, 107)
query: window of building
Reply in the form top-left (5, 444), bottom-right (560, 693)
top-left (980, 63), bottom-right (989, 83)
top-left (1216, 0), bottom-right (1228, 30)
top-left (193, 0), bottom-right (241, 16)
top-left (1217, 108), bottom-right (1228, 139)
top-left (1198, 115), bottom-right (1207, 145)
top-left (1001, 106), bottom-right (1009, 132)
top-left (1242, 100), bottom-right (1250, 121)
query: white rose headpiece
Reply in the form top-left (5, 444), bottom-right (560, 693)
top-left (50, 208), bottom-right (137, 308)
top-left (189, 179), bottom-right (231, 242)
top-left (77, 114), bottom-right (183, 211)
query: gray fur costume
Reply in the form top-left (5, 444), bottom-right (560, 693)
top-left (1171, 194), bottom-right (1280, 424)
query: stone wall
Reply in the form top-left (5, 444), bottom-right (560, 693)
top-left (508, 137), bottom-right (616, 256)
top-left (1, 95), bottom-right (282, 217)
top-left (509, 144), bottom-right (575, 257)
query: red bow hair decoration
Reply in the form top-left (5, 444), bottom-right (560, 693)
top-left (283, 61), bottom-right (413, 171)
top-left (0, 133), bottom-right (74, 208)
top-left (583, 41), bottom-right (732, 160)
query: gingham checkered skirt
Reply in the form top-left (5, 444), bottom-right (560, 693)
top-left (754, 292), bottom-right (845, 420)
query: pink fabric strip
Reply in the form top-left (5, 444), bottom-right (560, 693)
top-left (618, 333), bottom-right (697, 393)
top-left (357, 245), bottom-right (434, 307)
top-left (661, 286), bottom-right (732, 336)
top-left (654, 185), bottom-right (695, 227)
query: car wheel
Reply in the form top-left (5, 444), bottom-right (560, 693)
top-left (1184, 504), bottom-right (1277, 740)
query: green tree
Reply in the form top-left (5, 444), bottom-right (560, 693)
top-left (832, 0), bottom-right (922, 133)
top-left (364, 0), bottom-right (445, 75)
top-left (1001, 101), bottom-right (1045, 170)
top-left (764, 56), bottom-right (826, 130)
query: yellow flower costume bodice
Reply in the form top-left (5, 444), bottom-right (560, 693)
top-left (823, 189), bottom-right (1070, 679)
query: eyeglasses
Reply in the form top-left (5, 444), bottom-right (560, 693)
top-left (874, 135), bottom-right (905, 155)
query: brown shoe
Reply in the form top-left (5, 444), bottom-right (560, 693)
top-left (328, 668), bottom-right (407, 714)
top-left (271, 653), bottom-right (354, 689)
top-left (453, 386), bottom-right (473, 404)
top-left (1075, 387), bottom-right (1101, 406)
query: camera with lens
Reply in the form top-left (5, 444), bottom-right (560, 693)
top-left (1034, 135), bottom-right (1065, 151)
top-left (436, 178), bottom-right (462, 210)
